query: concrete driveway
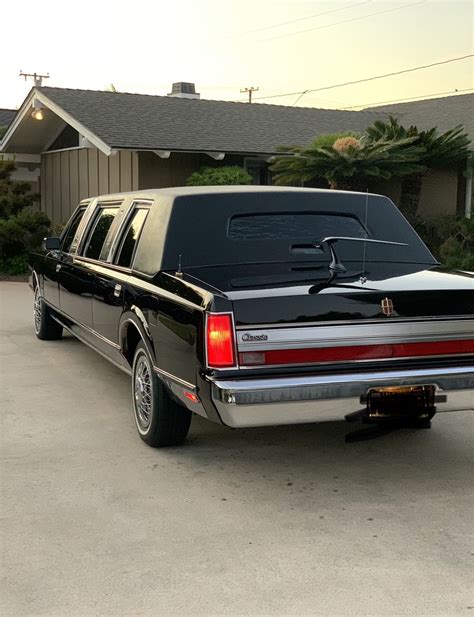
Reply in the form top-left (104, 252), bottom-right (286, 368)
top-left (1, 282), bottom-right (473, 617)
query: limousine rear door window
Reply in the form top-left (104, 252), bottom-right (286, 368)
top-left (83, 207), bottom-right (119, 260)
top-left (115, 208), bottom-right (149, 268)
top-left (61, 207), bottom-right (86, 254)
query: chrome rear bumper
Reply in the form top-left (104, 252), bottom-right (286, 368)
top-left (210, 366), bottom-right (474, 428)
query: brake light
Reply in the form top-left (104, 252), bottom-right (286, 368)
top-left (238, 339), bottom-right (474, 366)
top-left (206, 313), bottom-right (236, 368)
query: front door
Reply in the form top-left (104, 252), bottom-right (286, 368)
top-left (42, 252), bottom-right (61, 308)
top-left (58, 257), bottom-right (96, 328)
top-left (42, 206), bottom-right (87, 308)
top-left (59, 204), bottom-right (120, 333)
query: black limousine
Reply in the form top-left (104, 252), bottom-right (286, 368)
top-left (29, 187), bottom-right (474, 446)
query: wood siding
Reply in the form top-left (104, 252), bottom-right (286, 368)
top-left (137, 152), bottom-right (246, 190)
top-left (373, 170), bottom-right (460, 219)
top-left (40, 149), bottom-right (139, 226)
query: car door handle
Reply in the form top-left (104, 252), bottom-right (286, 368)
top-left (56, 264), bottom-right (62, 273)
top-left (113, 284), bottom-right (122, 298)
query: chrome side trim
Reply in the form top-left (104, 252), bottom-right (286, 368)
top-left (50, 304), bottom-right (194, 390)
top-left (153, 365), bottom-right (196, 392)
top-left (236, 315), bottom-right (474, 329)
top-left (120, 316), bottom-right (197, 392)
top-left (44, 300), bottom-right (121, 350)
top-left (209, 366), bottom-right (474, 428)
top-left (237, 319), bottom-right (474, 351)
top-left (52, 315), bottom-right (132, 377)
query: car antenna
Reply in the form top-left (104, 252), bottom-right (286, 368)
top-left (176, 254), bottom-right (183, 278)
top-left (360, 189), bottom-right (369, 285)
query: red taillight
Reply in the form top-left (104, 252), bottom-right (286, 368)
top-left (239, 339), bottom-right (474, 366)
top-left (206, 313), bottom-right (236, 368)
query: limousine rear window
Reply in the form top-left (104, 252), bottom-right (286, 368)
top-left (115, 208), bottom-right (149, 268)
top-left (228, 213), bottom-right (368, 241)
top-left (83, 207), bottom-right (119, 260)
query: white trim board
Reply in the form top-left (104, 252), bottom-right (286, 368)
top-left (0, 153), bottom-right (41, 163)
top-left (0, 88), bottom-right (113, 157)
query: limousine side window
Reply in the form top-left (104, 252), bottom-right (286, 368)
top-left (83, 207), bottom-right (119, 260)
top-left (115, 208), bottom-right (149, 268)
top-left (61, 207), bottom-right (86, 253)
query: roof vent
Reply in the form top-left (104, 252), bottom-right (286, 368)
top-left (167, 82), bottom-right (200, 100)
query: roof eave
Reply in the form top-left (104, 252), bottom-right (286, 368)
top-left (0, 89), bottom-right (36, 152)
top-left (113, 146), bottom-right (279, 158)
top-left (0, 88), bottom-right (114, 156)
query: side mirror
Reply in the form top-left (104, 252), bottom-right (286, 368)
top-left (44, 237), bottom-right (61, 251)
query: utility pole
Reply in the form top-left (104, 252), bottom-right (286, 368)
top-left (19, 71), bottom-right (50, 87)
top-left (240, 86), bottom-right (259, 103)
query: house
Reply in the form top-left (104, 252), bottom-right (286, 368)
top-left (0, 83), bottom-right (472, 226)
top-left (368, 95), bottom-right (474, 220)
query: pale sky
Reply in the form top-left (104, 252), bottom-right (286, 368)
top-left (1, 0), bottom-right (472, 110)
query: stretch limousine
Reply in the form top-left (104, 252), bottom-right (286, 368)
top-left (29, 187), bottom-right (474, 447)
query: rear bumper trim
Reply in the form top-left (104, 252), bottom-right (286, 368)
top-left (210, 365), bottom-right (474, 428)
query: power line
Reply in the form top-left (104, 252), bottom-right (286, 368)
top-left (262, 0), bottom-right (426, 42)
top-left (292, 91), bottom-right (309, 106)
top-left (341, 87), bottom-right (474, 110)
top-left (240, 54), bottom-right (474, 103)
top-left (237, 0), bottom-right (372, 35)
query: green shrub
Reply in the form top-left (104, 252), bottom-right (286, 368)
top-left (0, 159), bottom-right (50, 275)
top-left (0, 254), bottom-right (29, 275)
top-left (0, 208), bottom-right (50, 265)
top-left (186, 166), bottom-right (252, 186)
top-left (415, 215), bottom-right (473, 270)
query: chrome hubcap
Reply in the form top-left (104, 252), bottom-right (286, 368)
top-left (134, 356), bottom-right (152, 430)
top-left (34, 289), bottom-right (42, 334)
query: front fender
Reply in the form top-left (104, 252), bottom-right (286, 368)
top-left (30, 269), bottom-right (41, 292)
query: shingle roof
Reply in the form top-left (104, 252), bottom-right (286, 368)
top-left (37, 87), bottom-right (377, 154)
top-left (368, 93), bottom-right (474, 142)
top-left (21, 87), bottom-right (473, 154)
top-left (0, 108), bottom-right (16, 128)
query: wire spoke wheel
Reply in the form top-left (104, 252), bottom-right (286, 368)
top-left (134, 355), bottom-right (153, 431)
top-left (34, 288), bottom-right (42, 335)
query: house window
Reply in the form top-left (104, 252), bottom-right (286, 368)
top-left (244, 158), bottom-right (271, 185)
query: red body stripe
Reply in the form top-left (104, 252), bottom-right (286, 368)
top-left (239, 339), bottom-right (474, 366)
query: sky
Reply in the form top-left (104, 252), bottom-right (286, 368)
top-left (0, 0), bottom-right (472, 110)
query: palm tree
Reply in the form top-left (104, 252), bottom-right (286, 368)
top-left (270, 132), bottom-right (425, 192)
top-left (366, 116), bottom-right (471, 221)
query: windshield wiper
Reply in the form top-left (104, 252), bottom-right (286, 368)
top-left (313, 236), bottom-right (408, 273)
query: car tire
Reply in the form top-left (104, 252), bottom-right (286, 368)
top-left (34, 286), bottom-right (63, 340)
top-left (132, 342), bottom-right (192, 447)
